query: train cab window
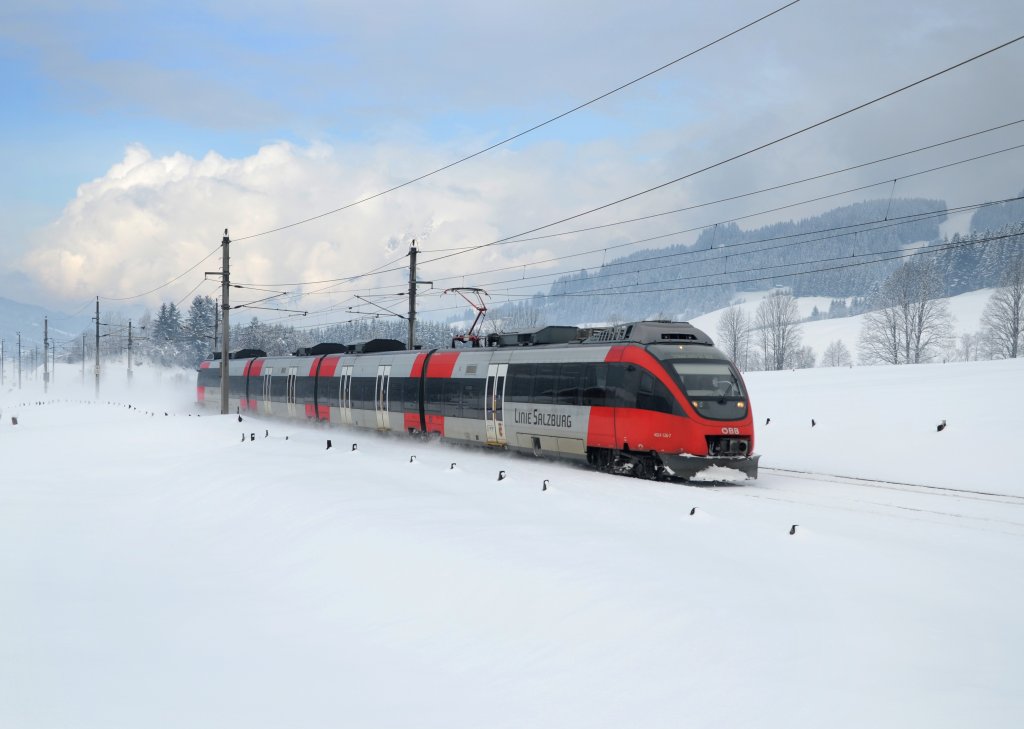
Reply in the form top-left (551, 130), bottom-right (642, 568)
top-left (532, 363), bottom-right (558, 404)
top-left (668, 362), bottom-right (745, 398)
top-left (556, 363), bottom-right (582, 406)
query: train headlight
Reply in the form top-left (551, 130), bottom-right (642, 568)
top-left (737, 402), bottom-right (745, 408)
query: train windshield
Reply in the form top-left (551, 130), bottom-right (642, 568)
top-left (648, 344), bottom-right (749, 421)
top-left (668, 362), bottom-right (745, 398)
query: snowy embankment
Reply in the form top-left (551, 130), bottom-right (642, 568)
top-left (1, 362), bottom-right (1022, 729)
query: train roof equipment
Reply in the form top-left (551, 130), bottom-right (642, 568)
top-left (583, 321), bottom-right (714, 346)
top-left (210, 348), bottom-right (268, 360)
top-left (485, 325), bottom-right (581, 347)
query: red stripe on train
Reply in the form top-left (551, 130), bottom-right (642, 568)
top-left (426, 352), bottom-right (458, 378)
top-left (318, 355), bottom-right (341, 378)
top-left (409, 352), bottom-right (428, 378)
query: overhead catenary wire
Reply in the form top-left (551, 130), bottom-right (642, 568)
top-left (234, 114), bottom-right (1024, 296)
top-left (229, 1), bottom-right (803, 244)
top-left (416, 34), bottom-right (1024, 268)
top-left (236, 141), bottom-right (1024, 308)
top-left (421, 118), bottom-right (1024, 253)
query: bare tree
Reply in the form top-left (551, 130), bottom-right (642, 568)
top-left (859, 259), bottom-right (953, 364)
top-left (955, 332), bottom-right (982, 362)
top-left (715, 305), bottom-right (752, 370)
top-left (980, 256), bottom-right (1024, 359)
top-left (754, 290), bottom-right (802, 371)
top-left (793, 345), bottom-right (816, 369)
top-left (821, 339), bottom-right (853, 367)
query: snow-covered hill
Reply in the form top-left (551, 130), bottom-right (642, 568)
top-left (690, 288), bottom-right (996, 363)
top-left (1, 361), bottom-right (1022, 728)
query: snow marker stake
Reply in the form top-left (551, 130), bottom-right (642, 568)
top-left (326, 439), bottom-right (332, 450)
top-left (543, 480), bottom-right (549, 491)
top-left (790, 524), bottom-right (798, 535)
top-left (498, 470), bottom-right (506, 481)
top-left (351, 443), bottom-right (358, 451)
top-left (690, 507), bottom-right (697, 516)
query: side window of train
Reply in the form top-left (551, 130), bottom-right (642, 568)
top-left (506, 364), bottom-right (533, 400)
top-left (320, 377), bottom-right (339, 404)
top-left (425, 378), bottom-right (443, 413)
top-left (635, 370), bottom-right (681, 415)
top-left (443, 379), bottom-right (461, 418)
top-left (557, 362), bottom-right (582, 406)
top-left (352, 378), bottom-right (374, 410)
top-left (296, 376), bottom-right (314, 402)
top-left (462, 379), bottom-right (485, 419)
top-left (607, 364), bottom-right (637, 409)
top-left (532, 362), bottom-right (558, 404)
top-left (403, 378), bottom-right (419, 411)
top-left (229, 375), bottom-right (246, 397)
top-left (388, 376), bottom-right (405, 410)
top-left (580, 363), bottom-right (607, 407)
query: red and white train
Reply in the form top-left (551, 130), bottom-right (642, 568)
top-left (197, 320), bottom-right (760, 480)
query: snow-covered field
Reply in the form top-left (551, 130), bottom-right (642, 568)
top-left (2, 359), bottom-right (1022, 728)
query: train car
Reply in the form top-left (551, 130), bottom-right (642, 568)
top-left (197, 321), bottom-right (760, 480)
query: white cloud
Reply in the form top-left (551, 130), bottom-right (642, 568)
top-left (21, 137), bottom-right (672, 316)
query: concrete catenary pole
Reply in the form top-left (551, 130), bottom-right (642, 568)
top-left (43, 316), bottom-right (49, 393)
top-left (220, 229), bottom-right (230, 415)
top-left (408, 240), bottom-right (417, 350)
top-left (127, 319), bottom-right (133, 380)
top-left (94, 296), bottom-right (100, 398)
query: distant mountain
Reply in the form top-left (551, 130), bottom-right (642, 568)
top-left (0, 297), bottom-right (92, 354)
top-left (969, 190), bottom-right (1024, 232)
top-left (498, 197), bottom-right (948, 326)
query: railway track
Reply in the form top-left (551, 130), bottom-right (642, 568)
top-left (704, 466), bottom-right (1024, 536)
top-left (760, 466), bottom-right (1024, 505)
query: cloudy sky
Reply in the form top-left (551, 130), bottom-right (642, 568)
top-left (1, 0), bottom-right (1022, 324)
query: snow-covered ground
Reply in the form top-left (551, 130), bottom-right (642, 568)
top-left (2, 359), bottom-right (1022, 728)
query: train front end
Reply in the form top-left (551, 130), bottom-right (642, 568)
top-left (645, 341), bottom-right (759, 480)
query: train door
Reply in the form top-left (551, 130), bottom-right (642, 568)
top-left (485, 363), bottom-right (508, 445)
top-left (285, 366), bottom-right (298, 417)
top-left (340, 365), bottom-right (353, 425)
top-left (262, 367), bottom-right (273, 415)
top-left (375, 365), bottom-right (391, 430)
